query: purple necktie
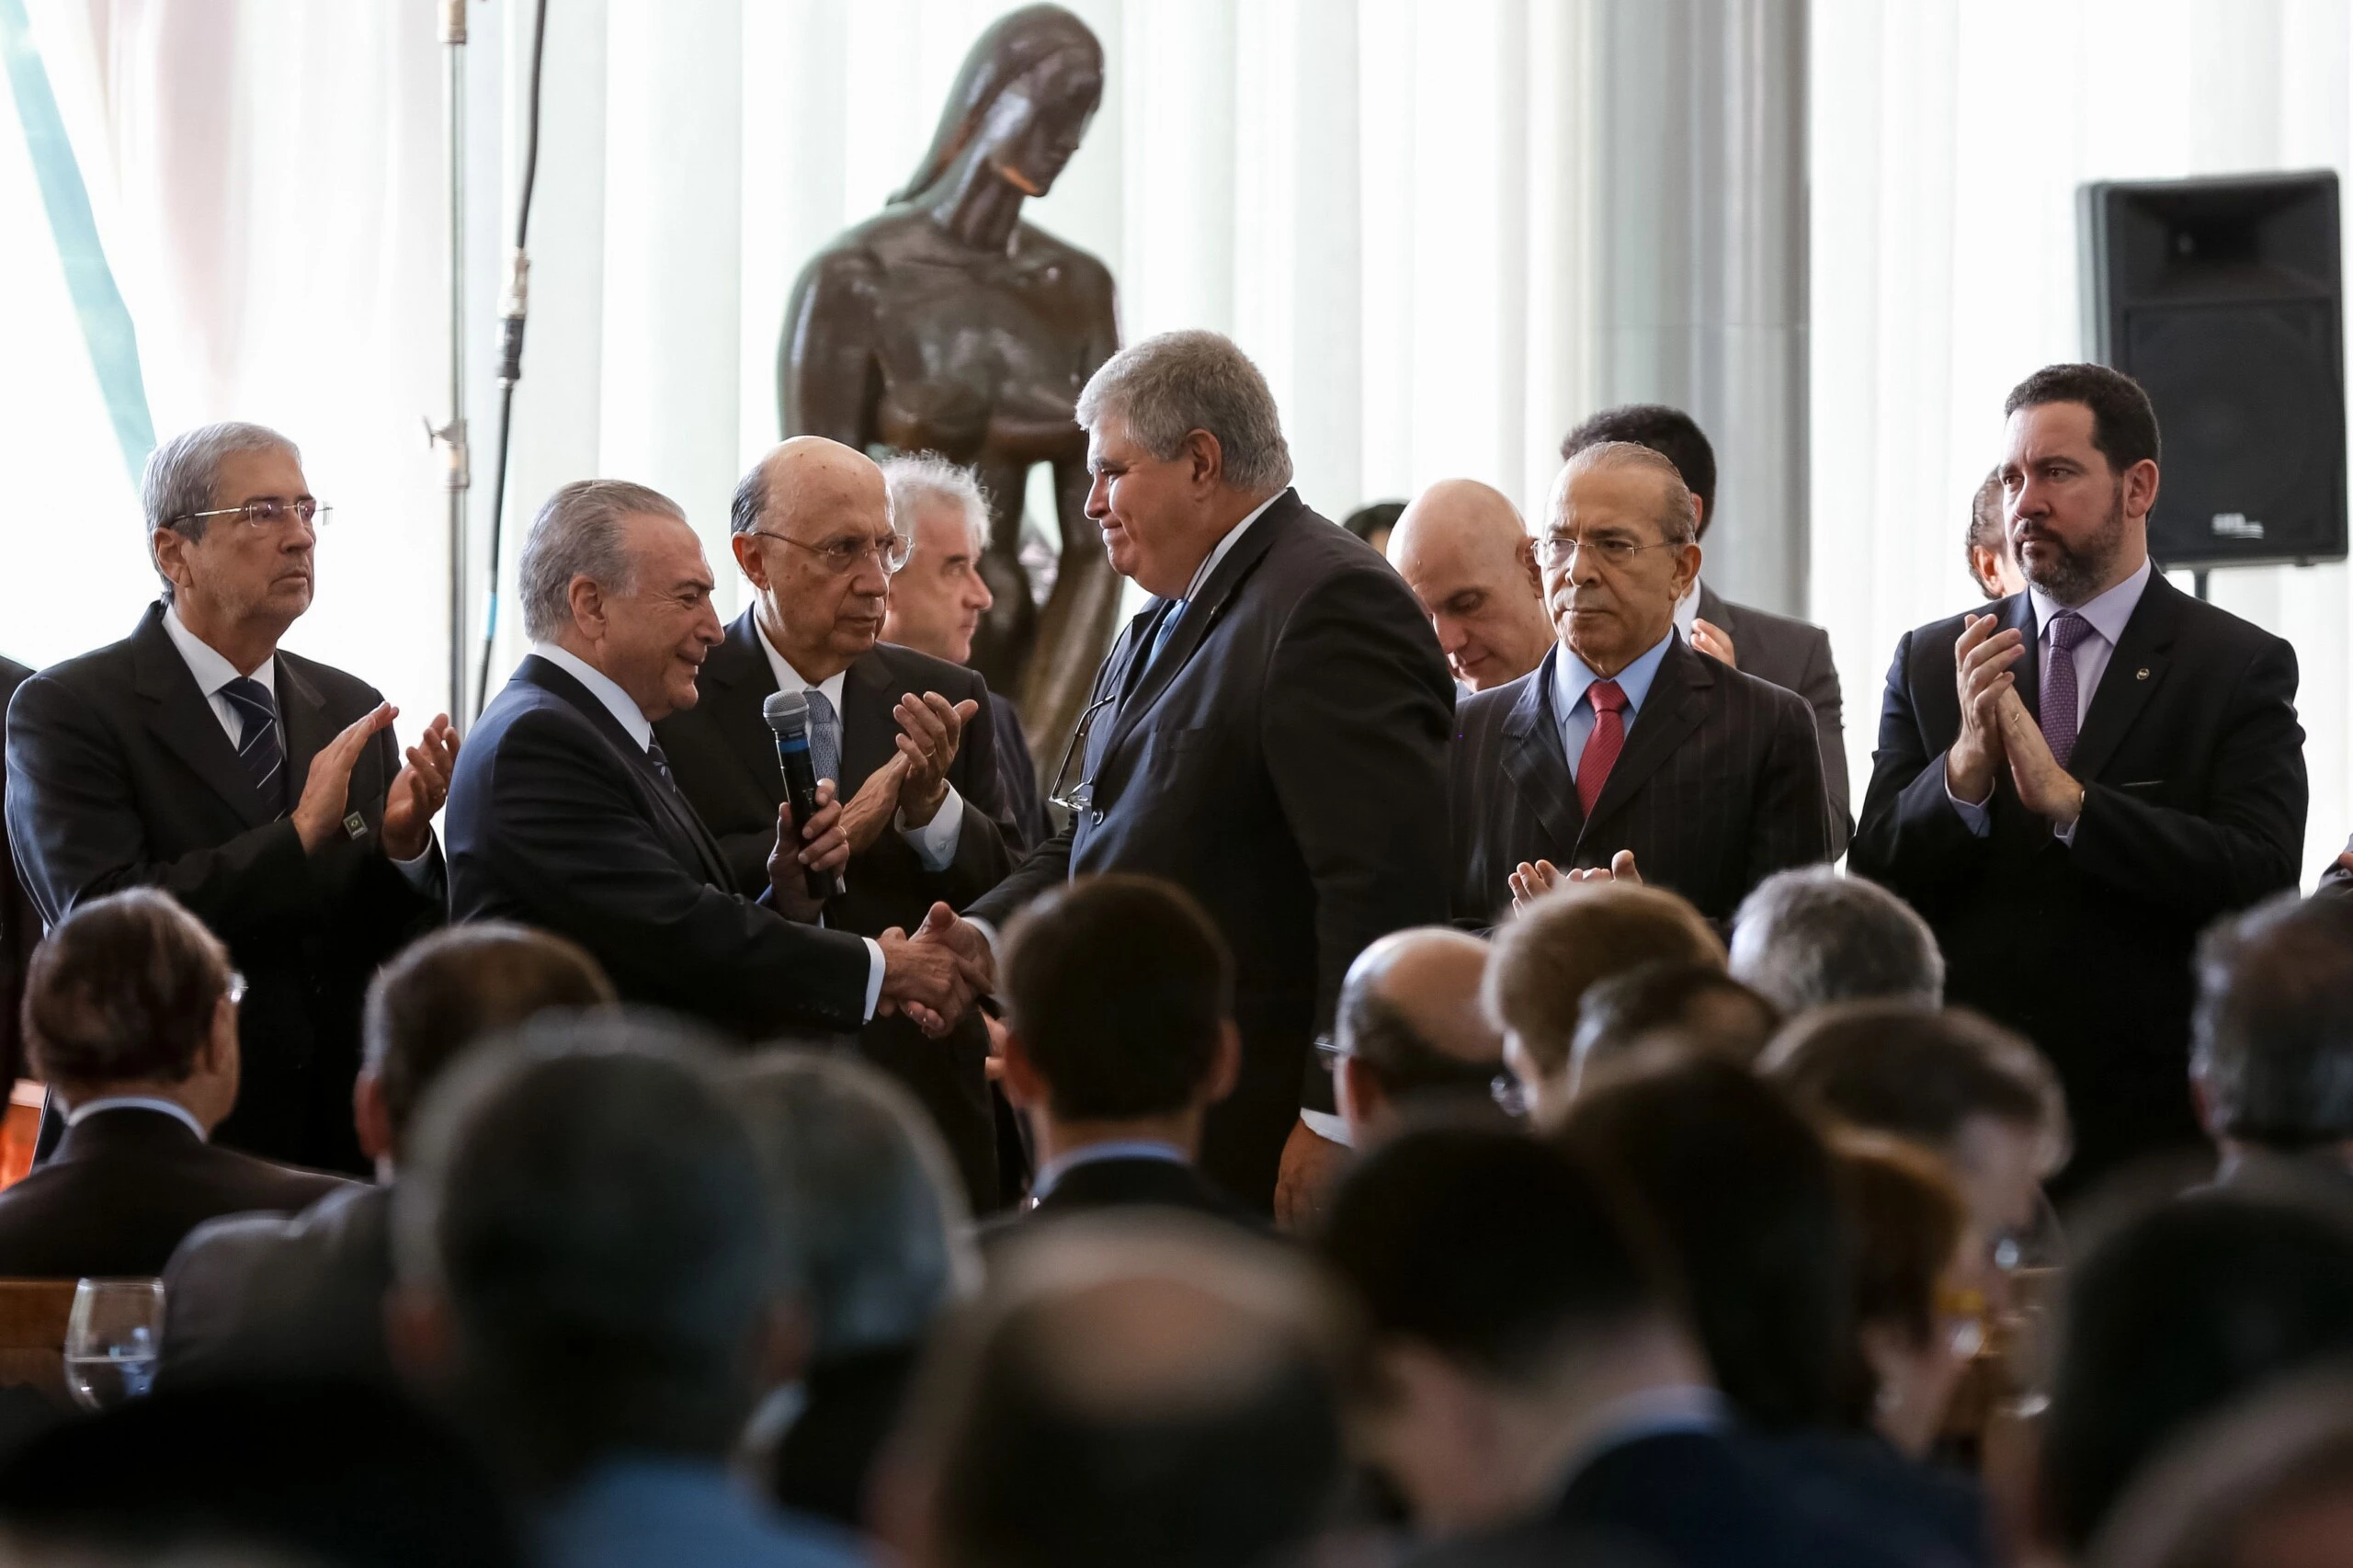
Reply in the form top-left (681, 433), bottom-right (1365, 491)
top-left (2040, 612), bottom-right (2091, 769)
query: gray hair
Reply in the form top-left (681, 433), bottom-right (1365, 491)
top-left (142, 422), bottom-right (301, 594)
top-left (518, 479), bottom-right (681, 642)
top-left (1554, 440), bottom-right (1699, 545)
top-left (732, 1050), bottom-right (977, 1358)
top-left (879, 452), bottom-right (991, 555)
top-left (1729, 869), bottom-right (1944, 1016)
top-left (1075, 330), bottom-right (1294, 494)
top-left (2192, 893), bottom-right (2353, 1148)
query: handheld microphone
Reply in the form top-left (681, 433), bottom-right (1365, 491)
top-left (762, 689), bottom-right (838, 903)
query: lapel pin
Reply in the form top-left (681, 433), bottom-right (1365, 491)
top-left (343, 811), bottom-right (369, 841)
top-left (2136, 668), bottom-right (2150, 680)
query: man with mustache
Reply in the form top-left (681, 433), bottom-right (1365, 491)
top-left (1852, 363), bottom-right (2306, 1186)
top-left (6, 423), bottom-right (453, 1173)
top-left (1448, 442), bottom-right (1832, 929)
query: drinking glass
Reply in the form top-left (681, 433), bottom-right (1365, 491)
top-left (64, 1278), bottom-right (165, 1413)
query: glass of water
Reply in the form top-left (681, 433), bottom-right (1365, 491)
top-left (65, 1278), bottom-right (164, 1412)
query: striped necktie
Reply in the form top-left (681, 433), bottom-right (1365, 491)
top-left (220, 676), bottom-right (287, 815)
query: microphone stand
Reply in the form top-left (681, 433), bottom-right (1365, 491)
top-left (427, 0), bottom-right (471, 726)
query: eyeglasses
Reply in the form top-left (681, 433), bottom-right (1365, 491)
top-left (225, 971), bottom-right (248, 1006)
top-left (749, 528), bottom-right (910, 575)
top-left (1313, 1035), bottom-right (1529, 1120)
top-left (1047, 694), bottom-right (1118, 813)
top-left (1532, 533), bottom-right (1677, 569)
top-left (172, 497), bottom-right (332, 531)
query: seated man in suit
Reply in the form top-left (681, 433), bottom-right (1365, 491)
top-left (0, 889), bottom-right (349, 1277)
top-left (1450, 442), bottom-right (1831, 929)
top-left (2188, 892), bottom-right (2353, 1192)
top-left (994, 875), bottom-right (1251, 1227)
top-left (1727, 867), bottom-right (1945, 1018)
top-left (1850, 363), bottom-right (2306, 1185)
top-left (1385, 480), bottom-right (1556, 693)
top-left (657, 437), bottom-right (1017, 1209)
top-left (6, 422), bottom-right (454, 1173)
top-left (445, 478), bottom-right (982, 1042)
top-left (161, 922), bottom-right (614, 1388)
top-left (1327, 926), bottom-right (1508, 1147)
top-left (1565, 403), bottom-right (1851, 850)
top-left (1321, 1126), bottom-right (1907, 1566)
top-left (878, 453), bottom-right (1049, 852)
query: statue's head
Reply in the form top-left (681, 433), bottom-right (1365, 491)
top-left (892, 5), bottom-right (1105, 206)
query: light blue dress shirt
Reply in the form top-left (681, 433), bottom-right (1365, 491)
top-left (539, 1457), bottom-right (867, 1568)
top-left (1548, 629), bottom-right (1677, 778)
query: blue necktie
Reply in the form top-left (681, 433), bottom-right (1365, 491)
top-left (804, 687), bottom-right (843, 785)
top-left (220, 676), bottom-right (286, 815)
top-left (1145, 599), bottom-right (1187, 671)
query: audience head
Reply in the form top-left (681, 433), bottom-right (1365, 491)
top-left (519, 477), bottom-right (719, 722)
top-left (1569, 960), bottom-right (1780, 1084)
top-left (1483, 881), bottom-right (1722, 1121)
top-left (1763, 1002), bottom-right (2068, 1242)
top-left (1074, 330), bottom-right (1293, 598)
top-left (1968, 464), bottom-right (2023, 598)
top-left (1539, 442), bottom-right (1701, 676)
top-left (730, 436), bottom-right (904, 682)
top-left (732, 1051), bottom-right (978, 1362)
top-left (2191, 892), bottom-right (2353, 1165)
top-left (1340, 499), bottom-right (1405, 555)
top-left (887, 1214), bottom-right (1351, 1568)
top-left (142, 421), bottom-right (316, 636)
top-left (999, 875), bottom-right (1239, 1135)
top-left (879, 453), bottom-right (995, 665)
top-left (391, 1012), bottom-right (778, 1492)
top-left (1834, 1133), bottom-right (1981, 1459)
top-left (1320, 1126), bottom-right (1694, 1532)
top-left (2039, 1190), bottom-right (2353, 1554)
top-left (1556, 1054), bottom-right (1850, 1431)
top-left (1333, 927), bottom-right (1507, 1142)
top-left (2001, 362), bottom-right (2160, 607)
top-left (358, 923), bottom-right (614, 1176)
top-left (1384, 479), bottom-right (1553, 692)
top-left (23, 888), bottom-right (239, 1129)
top-left (1561, 403), bottom-right (1719, 536)
top-left (1727, 868), bottom-right (1945, 1017)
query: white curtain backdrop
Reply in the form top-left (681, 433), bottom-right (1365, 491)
top-left (1813, 0), bottom-right (2353, 881)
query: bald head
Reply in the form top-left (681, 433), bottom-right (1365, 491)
top-left (1336, 928), bottom-right (1506, 1139)
top-left (729, 436), bottom-right (901, 682)
top-left (1387, 480), bottom-right (1553, 691)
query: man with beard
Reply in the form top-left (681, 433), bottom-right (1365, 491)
top-left (1851, 364), bottom-right (2306, 1187)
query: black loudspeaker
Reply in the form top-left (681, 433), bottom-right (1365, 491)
top-left (2080, 171), bottom-right (2347, 570)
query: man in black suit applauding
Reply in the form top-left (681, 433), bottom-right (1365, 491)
top-left (656, 436), bottom-right (1017, 1207)
top-left (963, 331), bottom-right (1456, 1220)
top-left (1450, 442), bottom-right (1832, 928)
top-left (1851, 364), bottom-right (2306, 1183)
top-left (6, 423), bottom-right (453, 1172)
top-left (445, 478), bottom-right (981, 1043)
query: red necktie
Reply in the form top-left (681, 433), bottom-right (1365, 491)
top-left (1577, 679), bottom-right (1629, 816)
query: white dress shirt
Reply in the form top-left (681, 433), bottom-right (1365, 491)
top-left (752, 628), bottom-right (963, 873)
top-left (165, 603), bottom-right (438, 884)
top-left (63, 1096), bottom-right (208, 1141)
top-left (531, 642), bottom-right (885, 1019)
top-left (1946, 557), bottom-right (2154, 845)
top-left (1674, 579), bottom-right (1706, 640)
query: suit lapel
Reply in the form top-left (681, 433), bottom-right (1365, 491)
top-left (129, 606), bottom-right (269, 829)
top-left (2004, 590), bottom-right (2041, 730)
top-left (1696, 582), bottom-right (1736, 642)
top-left (275, 655), bottom-right (332, 815)
top-left (1498, 653), bottom-right (1586, 857)
top-left (2067, 574), bottom-right (2180, 783)
top-left (1579, 637), bottom-right (1711, 844)
top-left (842, 652), bottom-right (902, 793)
top-left (706, 612), bottom-right (786, 799)
top-left (520, 656), bottom-right (736, 891)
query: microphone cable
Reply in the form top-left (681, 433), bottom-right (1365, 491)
top-left (472, 0), bottom-right (551, 722)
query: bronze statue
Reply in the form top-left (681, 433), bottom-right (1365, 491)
top-left (781, 4), bottom-right (1118, 773)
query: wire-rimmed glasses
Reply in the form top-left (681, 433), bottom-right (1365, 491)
top-left (1047, 694), bottom-right (1118, 813)
top-left (749, 528), bottom-right (911, 575)
top-left (1531, 533), bottom-right (1676, 570)
top-left (171, 497), bottom-right (331, 532)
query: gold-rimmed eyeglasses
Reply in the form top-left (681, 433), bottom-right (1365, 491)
top-left (1532, 533), bottom-right (1677, 569)
top-left (173, 497), bottom-right (332, 532)
top-left (749, 528), bottom-right (911, 575)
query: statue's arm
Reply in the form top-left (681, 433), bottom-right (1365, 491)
top-left (779, 248), bottom-right (882, 445)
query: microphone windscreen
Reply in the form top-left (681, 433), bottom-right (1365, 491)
top-left (763, 688), bottom-right (809, 735)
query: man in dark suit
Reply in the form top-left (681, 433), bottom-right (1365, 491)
top-left (0, 654), bottom-right (37, 1089)
top-left (1851, 364), bottom-right (2306, 1184)
top-left (0, 890), bottom-right (351, 1278)
top-left (1449, 442), bottom-right (1831, 930)
top-left (989, 875), bottom-right (1257, 1230)
top-left (879, 452), bottom-right (1051, 851)
top-left (1564, 404), bottom-right (1851, 851)
top-left (6, 423), bottom-right (454, 1173)
top-left (445, 478), bottom-right (982, 1043)
top-left (161, 923), bottom-right (614, 1389)
top-left (657, 437), bottom-right (1017, 1209)
top-left (961, 331), bottom-right (1456, 1220)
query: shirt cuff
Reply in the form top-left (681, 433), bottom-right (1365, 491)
top-left (1944, 774), bottom-right (1994, 838)
top-left (392, 835), bottom-right (444, 892)
top-left (895, 786), bottom-right (964, 872)
top-left (1300, 1108), bottom-right (1353, 1148)
top-left (860, 937), bottom-right (885, 1024)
